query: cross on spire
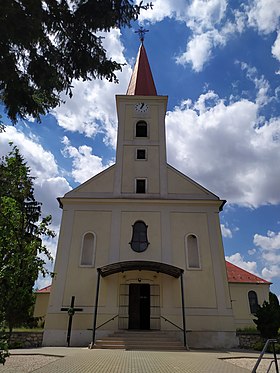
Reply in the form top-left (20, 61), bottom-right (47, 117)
top-left (135, 26), bottom-right (149, 43)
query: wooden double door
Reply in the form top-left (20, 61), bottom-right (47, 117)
top-left (128, 284), bottom-right (150, 330)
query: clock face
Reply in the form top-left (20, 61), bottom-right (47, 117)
top-left (135, 102), bottom-right (149, 113)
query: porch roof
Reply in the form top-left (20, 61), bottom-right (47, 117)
top-left (98, 260), bottom-right (184, 278)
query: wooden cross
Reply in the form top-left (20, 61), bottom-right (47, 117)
top-left (61, 296), bottom-right (83, 347)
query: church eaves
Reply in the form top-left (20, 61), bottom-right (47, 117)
top-left (126, 43), bottom-right (157, 96)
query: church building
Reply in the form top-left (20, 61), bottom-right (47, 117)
top-left (43, 39), bottom-right (270, 349)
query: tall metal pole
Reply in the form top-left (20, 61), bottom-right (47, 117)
top-left (180, 273), bottom-right (187, 348)
top-left (89, 268), bottom-right (101, 349)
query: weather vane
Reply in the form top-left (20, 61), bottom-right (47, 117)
top-left (135, 26), bottom-right (149, 43)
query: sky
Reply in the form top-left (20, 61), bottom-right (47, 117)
top-left (1, 0), bottom-right (280, 298)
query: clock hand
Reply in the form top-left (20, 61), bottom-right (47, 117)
top-left (140, 103), bottom-right (144, 109)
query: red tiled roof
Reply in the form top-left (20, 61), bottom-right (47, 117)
top-left (226, 261), bottom-right (271, 284)
top-left (36, 285), bottom-right (51, 293)
top-left (126, 43), bottom-right (157, 96)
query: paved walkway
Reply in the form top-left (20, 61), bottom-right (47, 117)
top-left (6, 347), bottom-right (268, 373)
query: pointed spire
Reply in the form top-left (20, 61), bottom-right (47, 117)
top-left (126, 42), bottom-right (157, 96)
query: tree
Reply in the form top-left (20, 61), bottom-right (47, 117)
top-left (0, 144), bottom-right (54, 340)
top-left (0, 319), bottom-right (9, 365)
top-left (254, 292), bottom-right (280, 339)
top-left (0, 0), bottom-right (152, 123)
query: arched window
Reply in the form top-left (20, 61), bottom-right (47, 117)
top-left (136, 121), bottom-right (148, 137)
top-left (248, 290), bottom-right (259, 314)
top-left (130, 221), bottom-right (149, 252)
top-left (185, 234), bottom-right (200, 269)
top-left (80, 232), bottom-right (95, 266)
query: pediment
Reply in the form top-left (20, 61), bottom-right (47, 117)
top-left (64, 165), bottom-right (115, 198)
top-left (167, 164), bottom-right (219, 200)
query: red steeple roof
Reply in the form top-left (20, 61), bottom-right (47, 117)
top-left (126, 43), bottom-right (157, 96)
top-left (226, 261), bottom-right (271, 284)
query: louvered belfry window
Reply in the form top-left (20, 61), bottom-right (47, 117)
top-left (136, 120), bottom-right (148, 137)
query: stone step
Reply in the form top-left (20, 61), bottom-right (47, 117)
top-left (94, 330), bottom-right (185, 351)
top-left (103, 335), bottom-right (180, 341)
top-left (95, 339), bottom-right (182, 345)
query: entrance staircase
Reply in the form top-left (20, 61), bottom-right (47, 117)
top-left (94, 330), bottom-right (186, 351)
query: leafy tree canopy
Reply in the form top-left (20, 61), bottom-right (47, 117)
top-left (0, 144), bottom-right (54, 337)
top-left (0, 0), bottom-right (152, 122)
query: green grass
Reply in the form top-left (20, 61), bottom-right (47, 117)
top-left (5, 327), bottom-right (43, 332)
top-left (236, 326), bottom-right (259, 334)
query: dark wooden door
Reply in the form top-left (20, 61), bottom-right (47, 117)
top-left (129, 284), bottom-right (150, 329)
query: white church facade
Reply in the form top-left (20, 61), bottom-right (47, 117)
top-left (42, 41), bottom-right (270, 349)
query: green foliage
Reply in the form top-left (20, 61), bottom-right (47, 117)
top-left (253, 341), bottom-right (280, 353)
top-left (0, 0), bottom-right (153, 122)
top-left (0, 320), bottom-right (9, 365)
top-left (8, 341), bottom-right (24, 349)
top-left (236, 326), bottom-right (258, 334)
top-left (0, 144), bottom-right (54, 337)
top-left (0, 116), bottom-right (4, 133)
top-left (253, 292), bottom-right (280, 339)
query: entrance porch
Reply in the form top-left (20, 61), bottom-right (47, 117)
top-left (90, 260), bottom-right (187, 348)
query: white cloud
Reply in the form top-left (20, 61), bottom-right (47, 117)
top-left (176, 0), bottom-right (239, 71)
top-left (137, 0), bottom-right (183, 23)
top-left (253, 230), bottom-right (280, 281)
top-left (226, 252), bottom-right (259, 275)
top-left (35, 234), bottom-right (58, 290)
top-left (221, 224), bottom-right (232, 238)
top-left (61, 136), bottom-right (114, 184)
top-left (176, 32), bottom-right (213, 72)
top-left (246, 0), bottom-right (280, 34)
top-left (53, 29), bottom-right (132, 148)
top-left (0, 126), bottom-right (71, 231)
top-left (138, 1), bottom-right (280, 72)
top-left (254, 231), bottom-right (280, 250)
top-left (166, 90), bottom-right (280, 207)
top-left (272, 31), bottom-right (280, 63)
top-left (248, 248), bottom-right (256, 255)
top-left (226, 230), bottom-right (280, 283)
top-left (34, 177), bottom-right (70, 227)
top-left (238, 62), bottom-right (271, 106)
top-left (0, 126), bottom-right (58, 179)
top-left (187, 0), bottom-right (227, 30)
top-left (262, 265), bottom-right (280, 281)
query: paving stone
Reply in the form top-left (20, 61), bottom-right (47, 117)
top-left (31, 349), bottom-right (251, 373)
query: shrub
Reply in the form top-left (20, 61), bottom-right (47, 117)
top-left (0, 330), bottom-right (9, 365)
top-left (253, 341), bottom-right (280, 353)
top-left (254, 292), bottom-right (280, 339)
top-left (236, 326), bottom-right (259, 334)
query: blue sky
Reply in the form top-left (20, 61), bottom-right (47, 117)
top-left (1, 0), bottom-right (280, 297)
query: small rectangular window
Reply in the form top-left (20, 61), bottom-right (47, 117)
top-left (136, 149), bottom-right (146, 160)
top-left (136, 179), bottom-right (146, 193)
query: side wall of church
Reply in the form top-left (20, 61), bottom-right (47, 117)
top-left (229, 283), bottom-right (270, 329)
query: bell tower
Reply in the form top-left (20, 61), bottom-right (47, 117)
top-left (114, 37), bottom-right (168, 198)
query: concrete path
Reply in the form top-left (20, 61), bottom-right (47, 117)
top-left (7, 347), bottom-right (264, 373)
